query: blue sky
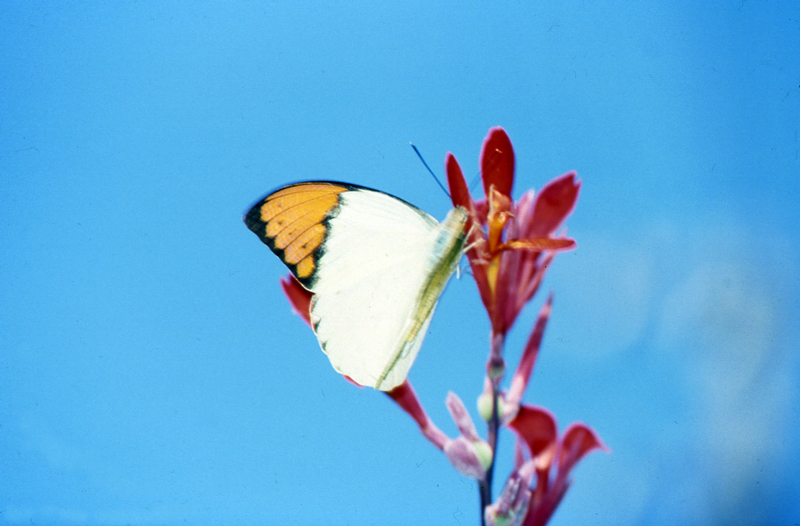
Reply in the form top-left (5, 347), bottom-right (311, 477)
top-left (2, 2), bottom-right (799, 525)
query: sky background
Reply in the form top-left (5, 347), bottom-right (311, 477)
top-left (2, 2), bottom-right (799, 525)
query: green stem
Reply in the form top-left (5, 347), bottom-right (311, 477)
top-left (479, 380), bottom-right (500, 525)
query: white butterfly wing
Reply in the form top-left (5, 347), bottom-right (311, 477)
top-left (310, 189), bottom-right (444, 390)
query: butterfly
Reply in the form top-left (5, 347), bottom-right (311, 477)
top-left (244, 181), bottom-right (467, 391)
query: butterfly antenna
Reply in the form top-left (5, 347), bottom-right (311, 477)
top-left (469, 146), bottom-right (503, 191)
top-left (411, 143), bottom-right (450, 198)
top-left (469, 171), bottom-right (482, 191)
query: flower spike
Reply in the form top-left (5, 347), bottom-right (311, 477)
top-left (446, 129), bottom-right (579, 339)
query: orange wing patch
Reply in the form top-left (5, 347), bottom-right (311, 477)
top-left (244, 182), bottom-right (349, 284)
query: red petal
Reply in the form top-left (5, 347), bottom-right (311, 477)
top-left (386, 381), bottom-right (427, 428)
top-left (386, 381), bottom-right (449, 450)
top-left (448, 152), bottom-right (494, 314)
top-left (522, 480), bottom-right (570, 526)
top-left (342, 375), bottom-right (365, 388)
top-left (531, 172), bottom-right (580, 236)
top-left (507, 294), bottom-right (553, 406)
top-left (508, 404), bottom-right (558, 459)
top-left (557, 423), bottom-right (608, 476)
top-left (480, 127), bottom-right (515, 199)
top-left (446, 153), bottom-right (472, 210)
top-left (280, 275), bottom-right (313, 326)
